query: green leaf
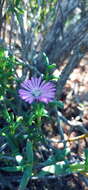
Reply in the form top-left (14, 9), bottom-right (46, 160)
top-left (14, 7), bottom-right (24, 14)
top-left (0, 48), bottom-right (4, 57)
top-left (39, 148), bottom-right (70, 170)
top-left (6, 134), bottom-right (19, 154)
top-left (34, 102), bottom-right (48, 118)
top-left (69, 162), bottom-right (85, 173)
top-left (15, 0), bottom-right (21, 7)
top-left (38, 170), bottom-right (50, 177)
top-left (18, 140), bottom-right (33, 190)
top-left (26, 140), bottom-right (33, 163)
top-left (3, 109), bottom-right (11, 123)
top-left (49, 100), bottom-right (64, 109)
top-left (28, 112), bottom-right (35, 125)
top-left (42, 52), bottom-right (49, 65)
top-left (0, 166), bottom-right (23, 172)
top-left (47, 63), bottom-right (56, 70)
top-left (54, 148), bottom-right (70, 162)
top-left (19, 166), bottom-right (32, 190)
top-left (85, 148), bottom-right (88, 170)
top-left (39, 160), bottom-right (87, 177)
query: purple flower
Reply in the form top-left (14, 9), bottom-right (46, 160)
top-left (19, 77), bottom-right (56, 104)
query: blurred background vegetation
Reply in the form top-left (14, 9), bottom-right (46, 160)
top-left (0, 0), bottom-right (88, 189)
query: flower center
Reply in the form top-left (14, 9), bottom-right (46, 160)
top-left (32, 88), bottom-right (41, 98)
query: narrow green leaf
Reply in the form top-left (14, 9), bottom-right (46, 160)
top-left (42, 52), bottom-right (49, 65)
top-left (0, 166), bottom-right (23, 172)
top-left (26, 139), bottom-right (33, 163)
top-left (69, 162), bottom-right (85, 173)
top-left (3, 109), bottom-right (11, 123)
top-left (6, 134), bottom-right (19, 154)
top-left (18, 140), bottom-right (33, 190)
top-left (39, 160), bottom-right (86, 176)
top-left (19, 166), bottom-right (32, 190)
top-left (0, 48), bottom-right (4, 57)
top-left (15, 7), bottom-right (24, 14)
top-left (85, 148), bottom-right (88, 170)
